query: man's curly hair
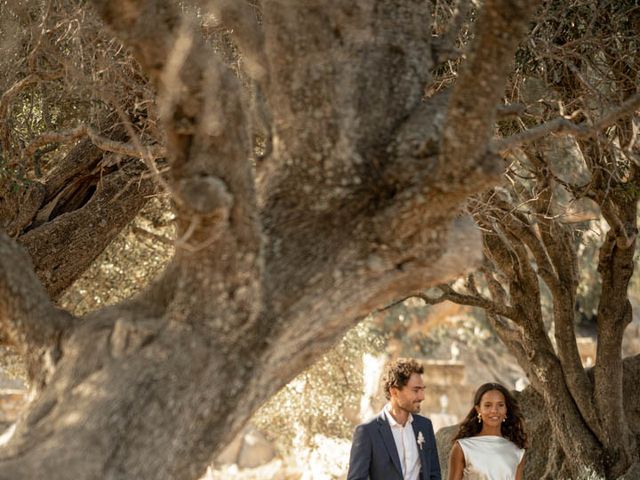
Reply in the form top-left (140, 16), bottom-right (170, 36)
top-left (382, 358), bottom-right (424, 400)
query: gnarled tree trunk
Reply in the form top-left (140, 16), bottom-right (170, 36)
top-left (0, 1), bottom-right (538, 478)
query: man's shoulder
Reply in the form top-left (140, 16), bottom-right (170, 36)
top-left (412, 413), bottom-right (434, 427)
top-left (355, 411), bottom-right (386, 429)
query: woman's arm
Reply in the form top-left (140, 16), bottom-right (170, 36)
top-left (447, 441), bottom-right (465, 480)
top-left (515, 455), bottom-right (526, 480)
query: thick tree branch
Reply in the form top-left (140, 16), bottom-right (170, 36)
top-left (479, 221), bottom-right (551, 341)
top-left (0, 232), bottom-right (76, 385)
top-left (501, 213), bottom-right (561, 293)
top-left (485, 313), bottom-right (524, 353)
top-left (257, 0), bottom-right (437, 331)
top-left (19, 160), bottom-right (155, 298)
top-left (258, 215), bottom-right (484, 389)
top-left (413, 283), bottom-right (518, 320)
top-left (23, 125), bottom-right (166, 161)
top-left (494, 93), bottom-right (640, 154)
top-left (593, 184), bottom-right (638, 470)
top-left (92, 0), bottom-right (262, 335)
top-left (440, 0), bottom-right (538, 185)
top-left (523, 167), bottom-right (602, 435)
top-left (0, 233), bottom-right (74, 347)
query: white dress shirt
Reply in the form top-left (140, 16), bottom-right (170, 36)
top-left (384, 404), bottom-right (421, 480)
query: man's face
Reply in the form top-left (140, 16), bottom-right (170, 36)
top-left (390, 373), bottom-right (425, 414)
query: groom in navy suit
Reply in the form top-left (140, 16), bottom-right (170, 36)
top-left (347, 358), bottom-right (441, 480)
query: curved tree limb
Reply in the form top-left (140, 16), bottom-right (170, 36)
top-left (494, 93), bottom-right (640, 154)
top-left (23, 125), bottom-right (166, 160)
top-left (92, 0), bottom-right (262, 335)
top-left (0, 233), bottom-right (74, 346)
top-left (415, 283), bottom-right (518, 320)
top-left (0, 232), bottom-right (76, 384)
top-left (592, 167), bottom-right (639, 474)
top-left (19, 159), bottom-right (155, 298)
top-left (440, 0), bottom-right (538, 186)
top-left (523, 160), bottom-right (603, 439)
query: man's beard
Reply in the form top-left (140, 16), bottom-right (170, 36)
top-left (400, 400), bottom-right (421, 414)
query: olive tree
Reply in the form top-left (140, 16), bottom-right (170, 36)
top-left (1, 0), bottom-right (636, 478)
top-left (421, 2), bottom-right (640, 478)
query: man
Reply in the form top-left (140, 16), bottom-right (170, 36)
top-left (347, 358), bottom-right (441, 480)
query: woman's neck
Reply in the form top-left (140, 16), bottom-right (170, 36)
top-left (478, 425), bottom-right (502, 436)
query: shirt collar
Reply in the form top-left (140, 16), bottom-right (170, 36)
top-left (384, 403), bottom-right (413, 428)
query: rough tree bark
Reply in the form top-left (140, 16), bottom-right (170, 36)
top-left (0, 136), bottom-right (155, 299)
top-left (0, 1), bottom-right (540, 478)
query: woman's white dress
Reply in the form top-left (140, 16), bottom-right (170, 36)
top-left (457, 435), bottom-right (525, 480)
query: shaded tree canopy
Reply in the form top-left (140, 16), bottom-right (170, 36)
top-left (0, 0), bottom-right (638, 479)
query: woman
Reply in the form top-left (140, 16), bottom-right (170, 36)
top-left (447, 383), bottom-right (527, 480)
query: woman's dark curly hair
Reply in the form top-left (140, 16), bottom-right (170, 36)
top-left (453, 382), bottom-right (527, 449)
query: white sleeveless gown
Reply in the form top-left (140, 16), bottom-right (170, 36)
top-left (457, 436), bottom-right (525, 480)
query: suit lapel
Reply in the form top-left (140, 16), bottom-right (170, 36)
top-left (412, 419), bottom-right (427, 479)
top-left (376, 411), bottom-right (403, 477)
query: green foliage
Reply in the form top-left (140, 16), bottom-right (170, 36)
top-left (252, 319), bottom-right (385, 455)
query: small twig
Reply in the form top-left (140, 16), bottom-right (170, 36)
top-left (131, 226), bottom-right (174, 246)
top-left (173, 215), bottom-right (224, 253)
top-left (103, 92), bottom-right (175, 203)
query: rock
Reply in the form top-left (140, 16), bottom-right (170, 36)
top-left (215, 430), bottom-right (244, 465)
top-left (215, 425), bottom-right (276, 469)
top-left (435, 424), bottom-right (457, 476)
top-left (237, 427), bottom-right (276, 469)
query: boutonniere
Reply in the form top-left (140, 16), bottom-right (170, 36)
top-left (417, 431), bottom-right (425, 450)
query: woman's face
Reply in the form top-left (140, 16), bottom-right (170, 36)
top-left (475, 389), bottom-right (507, 427)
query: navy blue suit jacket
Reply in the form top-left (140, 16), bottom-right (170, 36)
top-left (347, 410), bottom-right (441, 480)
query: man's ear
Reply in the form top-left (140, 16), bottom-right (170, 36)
top-left (389, 386), bottom-right (398, 399)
